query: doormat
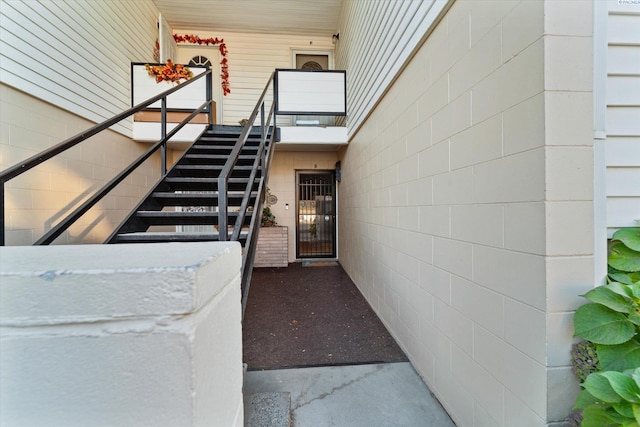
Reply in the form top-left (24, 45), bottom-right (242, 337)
top-left (301, 261), bottom-right (338, 267)
top-left (242, 263), bottom-right (408, 370)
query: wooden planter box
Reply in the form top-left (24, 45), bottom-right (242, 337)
top-left (254, 226), bottom-right (288, 268)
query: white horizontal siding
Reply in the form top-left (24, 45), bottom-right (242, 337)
top-left (606, 137), bottom-right (640, 167)
top-left (0, 0), bottom-right (159, 135)
top-left (172, 28), bottom-right (335, 126)
top-left (335, 0), bottom-right (451, 136)
top-left (605, 2), bottom-right (640, 233)
top-left (607, 76), bottom-right (640, 105)
top-left (607, 107), bottom-right (640, 135)
top-left (607, 198), bottom-right (640, 229)
top-left (159, 13), bottom-right (178, 63)
top-left (607, 45), bottom-right (640, 75)
top-left (606, 168), bottom-right (640, 197)
top-left (607, 13), bottom-right (640, 45)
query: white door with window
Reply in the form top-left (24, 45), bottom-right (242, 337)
top-left (291, 50), bottom-right (334, 127)
top-left (177, 46), bottom-right (222, 123)
top-left (174, 46), bottom-right (223, 234)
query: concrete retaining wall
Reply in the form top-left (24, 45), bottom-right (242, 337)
top-left (0, 242), bottom-right (244, 427)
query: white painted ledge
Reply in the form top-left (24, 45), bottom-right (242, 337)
top-left (133, 124), bottom-right (349, 147)
top-left (133, 121), bottom-right (207, 143)
top-left (0, 242), bottom-right (244, 427)
top-left (278, 126), bottom-right (348, 145)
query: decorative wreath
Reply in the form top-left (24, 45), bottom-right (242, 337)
top-left (173, 34), bottom-right (230, 96)
top-left (145, 60), bottom-right (193, 83)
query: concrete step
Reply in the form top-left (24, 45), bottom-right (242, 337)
top-left (244, 392), bottom-right (291, 427)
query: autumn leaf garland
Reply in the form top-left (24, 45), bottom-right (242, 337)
top-left (172, 33), bottom-right (230, 95)
top-left (145, 60), bottom-right (193, 83)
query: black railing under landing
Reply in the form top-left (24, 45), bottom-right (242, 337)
top-left (227, 73), bottom-right (278, 315)
top-left (0, 68), bottom-right (215, 246)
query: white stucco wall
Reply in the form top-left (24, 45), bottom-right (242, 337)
top-left (0, 242), bottom-right (244, 427)
top-left (337, 1), bottom-right (595, 426)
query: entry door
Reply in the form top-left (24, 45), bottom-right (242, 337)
top-left (177, 46), bottom-right (222, 123)
top-left (296, 171), bottom-right (336, 258)
top-left (292, 51), bottom-right (333, 127)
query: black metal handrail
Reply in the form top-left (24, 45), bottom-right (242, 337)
top-left (217, 72), bottom-right (275, 240)
top-left (231, 101), bottom-right (275, 242)
top-left (239, 113), bottom-right (277, 316)
top-left (210, 72), bottom-right (277, 315)
top-left (0, 69), bottom-right (214, 245)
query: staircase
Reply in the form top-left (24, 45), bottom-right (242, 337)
top-left (0, 69), bottom-right (279, 314)
top-left (106, 124), bottom-right (277, 314)
top-left (106, 125), bottom-right (269, 245)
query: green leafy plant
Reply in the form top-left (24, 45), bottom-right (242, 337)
top-left (309, 217), bottom-right (317, 239)
top-left (570, 227), bottom-right (640, 426)
top-left (574, 368), bottom-right (640, 427)
top-left (609, 228), bottom-right (640, 285)
top-left (261, 206), bottom-right (277, 227)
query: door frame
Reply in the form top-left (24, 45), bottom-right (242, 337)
top-left (295, 170), bottom-right (337, 259)
top-left (290, 49), bottom-right (335, 126)
top-left (291, 49), bottom-right (334, 70)
top-left (177, 45), bottom-right (223, 124)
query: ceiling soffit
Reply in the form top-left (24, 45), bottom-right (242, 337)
top-left (152, 0), bottom-right (343, 36)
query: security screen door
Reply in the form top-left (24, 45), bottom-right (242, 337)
top-left (296, 171), bottom-right (336, 258)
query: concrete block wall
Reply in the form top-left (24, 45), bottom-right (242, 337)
top-left (337, 1), bottom-right (595, 426)
top-left (0, 84), bottom-right (166, 246)
top-left (0, 242), bottom-right (244, 427)
top-left (254, 226), bottom-right (289, 267)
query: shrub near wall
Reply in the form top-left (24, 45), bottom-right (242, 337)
top-left (570, 228), bottom-right (640, 427)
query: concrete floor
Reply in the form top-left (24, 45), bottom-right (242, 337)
top-left (244, 362), bottom-right (456, 427)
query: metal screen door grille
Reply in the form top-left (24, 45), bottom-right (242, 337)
top-left (297, 172), bottom-right (336, 258)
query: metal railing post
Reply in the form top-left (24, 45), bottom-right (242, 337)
top-left (260, 102), bottom-right (266, 174)
top-left (160, 97), bottom-right (167, 176)
top-left (261, 108), bottom-right (267, 171)
top-left (206, 71), bottom-right (214, 126)
top-left (217, 176), bottom-right (228, 241)
top-left (260, 103), bottom-right (265, 142)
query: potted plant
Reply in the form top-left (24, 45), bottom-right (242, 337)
top-left (261, 206), bottom-right (277, 227)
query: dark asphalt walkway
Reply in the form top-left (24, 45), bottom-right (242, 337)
top-left (242, 262), bottom-right (408, 370)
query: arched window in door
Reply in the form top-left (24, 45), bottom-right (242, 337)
top-left (301, 61), bottom-right (323, 71)
top-left (188, 55), bottom-right (211, 67)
